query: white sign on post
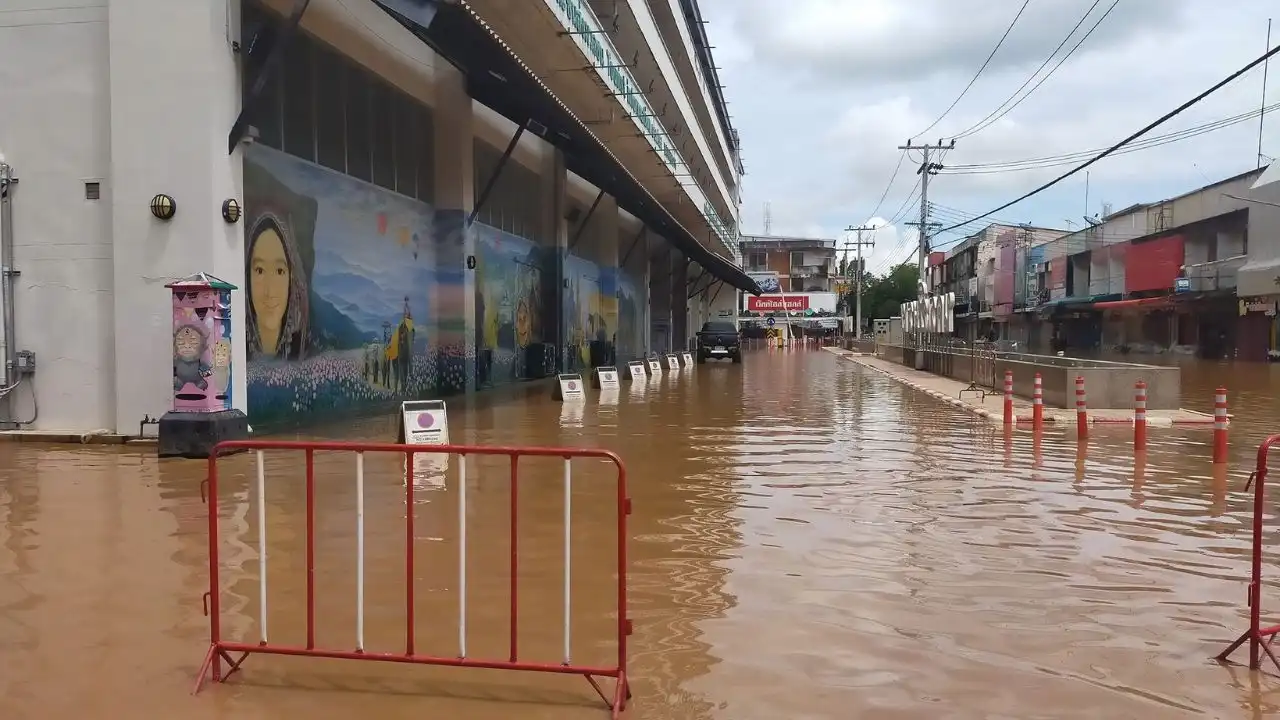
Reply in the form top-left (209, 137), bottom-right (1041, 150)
top-left (557, 373), bottom-right (585, 401)
top-left (400, 400), bottom-right (449, 446)
top-left (680, 351), bottom-right (694, 366)
top-left (648, 358), bottom-right (663, 374)
top-left (665, 354), bottom-right (680, 370)
top-left (596, 366), bottom-right (620, 389)
top-left (628, 360), bottom-right (647, 380)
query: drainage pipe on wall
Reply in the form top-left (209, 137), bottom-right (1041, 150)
top-left (0, 158), bottom-right (18, 404)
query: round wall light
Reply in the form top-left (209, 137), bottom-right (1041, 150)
top-left (150, 193), bottom-right (176, 221)
top-left (221, 198), bottom-right (242, 224)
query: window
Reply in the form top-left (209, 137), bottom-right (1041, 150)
top-left (243, 0), bottom-right (439, 202)
top-left (393, 96), bottom-right (417, 197)
top-left (790, 251), bottom-right (804, 268)
top-left (241, 2), bottom-right (283, 149)
top-left (345, 64), bottom-right (371, 182)
top-left (313, 43), bottom-right (346, 172)
top-left (415, 105), bottom-right (435, 203)
top-left (748, 252), bottom-right (766, 270)
top-left (369, 79), bottom-right (395, 190)
top-left (281, 33), bottom-right (315, 161)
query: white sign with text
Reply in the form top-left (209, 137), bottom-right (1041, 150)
top-left (629, 361), bottom-right (648, 380)
top-left (400, 400), bottom-right (449, 446)
top-left (665, 354), bottom-right (681, 370)
top-left (648, 358), bottom-right (663, 374)
top-left (680, 352), bottom-right (694, 366)
top-left (596, 366), bottom-right (620, 389)
top-left (557, 373), bottom-right (585, 401)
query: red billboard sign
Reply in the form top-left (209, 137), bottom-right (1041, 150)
top-left (747, 295), bottom-right (809, 312)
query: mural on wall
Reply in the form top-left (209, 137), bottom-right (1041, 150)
top-left (168, 275), bottom-right (235, 412)
top-left (563, 253), bottom-right (617, 370)
top-left (473, 224), bottom-right (550, 385)
top-left (243, 145), bottom-right (466, 426)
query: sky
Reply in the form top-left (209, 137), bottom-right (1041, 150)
top-left (699, 0), bottom-right (1279, 276)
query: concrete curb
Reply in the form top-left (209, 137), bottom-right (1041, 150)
top-left (824, 347), bottom-right (1209, 430)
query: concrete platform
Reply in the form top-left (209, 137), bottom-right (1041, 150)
top-left (824, 348), bottom-right (1220, 428)
top-left (0, 429), bottom-right (144, 444)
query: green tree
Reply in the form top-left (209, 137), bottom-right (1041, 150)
top-left (844, 263), bottom-right (919, 321)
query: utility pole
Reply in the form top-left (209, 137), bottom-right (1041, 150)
top-left (899, 139), bottom-right (954, 299)
top-left (844, 224), bottom-right (875, 338)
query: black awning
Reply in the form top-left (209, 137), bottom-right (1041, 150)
top-left (373, 1), bottom-right (761, 295)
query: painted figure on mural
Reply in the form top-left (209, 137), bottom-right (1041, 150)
top-left (211, 339), bottom-right (232, 400)
top-left (173, 322), bottom-right (212, 392)
top-left (246, 213), bottom-right (310, 360)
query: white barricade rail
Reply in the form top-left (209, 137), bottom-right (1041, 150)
top-left (554, 373), bottom-right (586, 402)
top-left (194, 440), bottom-right (634, 718)
top-left (627, 361), bottom-right (647, 381)
top-left (680, 352), bottom-right (693, 366)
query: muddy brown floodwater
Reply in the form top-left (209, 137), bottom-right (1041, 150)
top-left (2, 349), bottom-right (1280, 719)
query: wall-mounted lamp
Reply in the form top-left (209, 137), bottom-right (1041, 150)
top-left (221, 198), bottom-right (242, 224)
top-left (466, 255), bottom-right (476, 270)
top-left (150, 193), bottom-right (176, 221)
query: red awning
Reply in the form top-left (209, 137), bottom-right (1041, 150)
top-left (1093, 296), bottom-right (1173, 310)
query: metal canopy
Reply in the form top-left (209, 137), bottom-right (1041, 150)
top-left (373, 0), bottom-right (762, 295)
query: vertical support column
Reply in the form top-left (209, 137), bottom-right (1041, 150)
top-left (597, 195), bottom-right (619, 365)
top-left (638, 228), bottom-right (651, 357)
top-left (432, 66), bottom-right (476, 393)
top-left (670, 255), bottom-right (688, 351)
top-left (648, 241), bottom-right (671, 353)
top-left (541, 148), bottom-right (567, 371)
top-left (107, 0), bottom-right (245, 433)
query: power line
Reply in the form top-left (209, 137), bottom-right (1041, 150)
top-left (951, 0), bottom-right (1117, 139)
top-left (914, 0), bottom-right (1033, 138)
top-left (867, 150), bottom-right (908, 219)
top-left (943, 100), bottom-right (1280, 173)
top-left (936, 40), bottom-right (1280, 234)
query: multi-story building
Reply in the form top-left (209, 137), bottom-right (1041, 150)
top-left (0, 0), bottom-right (756, 434)
top-left (1030, 169), bottom-right (1262, 357)
top-left (740, 234), bottom-right (840, 293)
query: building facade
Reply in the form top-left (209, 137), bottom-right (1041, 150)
top-left (928, 167), bottom-right (1277, 360)
top-left (740, 234), bottom-right (840, 293)
top-left (0, 0), bottom-right (755, 433)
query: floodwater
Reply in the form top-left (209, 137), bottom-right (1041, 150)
top-left (3, 350), bottom-right (1280, 719)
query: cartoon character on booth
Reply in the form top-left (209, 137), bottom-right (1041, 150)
top-left (173, 322), bottom-right (213, 392)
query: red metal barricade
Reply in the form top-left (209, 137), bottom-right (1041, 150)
top-left (192, 440), bottom-right (632, 717)
top-left (1217, 435), bottom-right (1280, 673)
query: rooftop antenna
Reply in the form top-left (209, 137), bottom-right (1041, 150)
top-left (1260, 18), bottom-right (1273, 168)
top-left (763, 201), bottom-right (773, 235)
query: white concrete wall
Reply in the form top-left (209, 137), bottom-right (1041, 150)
top-left (0, 3), bottom-right (114, 430)
top-left (107, 0), bottom-right (249, 433)
top-left (1241, 169), bottom-right (1280, 297)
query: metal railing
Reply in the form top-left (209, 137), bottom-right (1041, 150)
top-left (193, 440), bottom-right (633, 717)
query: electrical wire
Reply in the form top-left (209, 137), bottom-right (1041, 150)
top-left (941, 100), bottom-right (1280, 173)
top-left (867, 150), bottom-right (908, 220)
top-left (914, 0), bottom-right (1033, 138)
top-left (951, 0), bottom-right (1119, 139)
top-left (935, 40), bottom-right (1280, 234)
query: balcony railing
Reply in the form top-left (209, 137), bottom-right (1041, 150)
top-left (1185, 255), bottom-right (1246, 293)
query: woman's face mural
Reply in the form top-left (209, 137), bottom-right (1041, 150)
top-left (250, 224), bottom-right (291, 353)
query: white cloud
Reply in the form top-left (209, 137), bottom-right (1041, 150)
top-left (703, 0), bottom-right (1280, 274)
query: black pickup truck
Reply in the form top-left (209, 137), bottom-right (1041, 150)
top-left (696, 321), bottom-right (742, 364)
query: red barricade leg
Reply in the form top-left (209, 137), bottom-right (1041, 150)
top-left (1217, 436), bottom-right (1280, 673)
